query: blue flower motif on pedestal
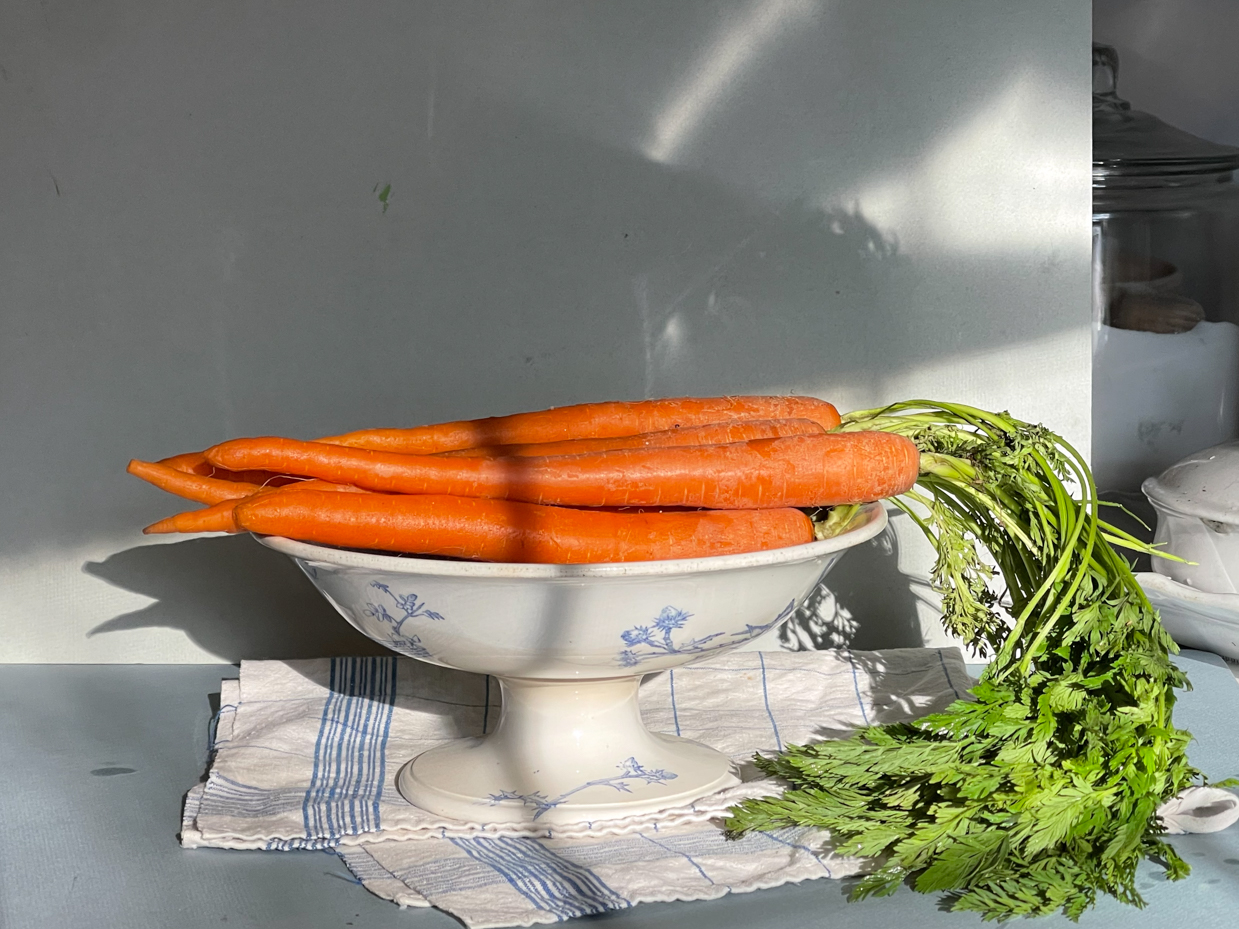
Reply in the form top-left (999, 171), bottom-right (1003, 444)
top-left (362, 581), bottom-right (445, 659)
top-left (616, 606), bottom-right (725, 667)
top-left (488, 757), bottom-right (677, 820)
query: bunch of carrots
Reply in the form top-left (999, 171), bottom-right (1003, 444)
top-left (128, 396), bottom-right (919, 564)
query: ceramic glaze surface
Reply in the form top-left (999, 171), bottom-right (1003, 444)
top-left (257, 503), bottom-right (886, 824)
top-left (1138, 572), bottom-right (1239, 659)
top-left (488, 756), bottom-right (678, 821)
top-left (1148, 506), bottom-right (1239, 594)
top-left (1143, 440), bottom-right (1239, 524)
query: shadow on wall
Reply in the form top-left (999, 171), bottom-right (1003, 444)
top-left (261, 92), bottom-right (911, 424)
top-left (84, 537), bottom-right (388, 661)
top-left (780, 519), bottom-right (929, 651)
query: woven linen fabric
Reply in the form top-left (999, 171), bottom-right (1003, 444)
top-left (181, 648), bottom-right (973, 926)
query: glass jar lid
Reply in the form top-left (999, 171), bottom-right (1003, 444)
top-left (1093, 43), bottom-right (1239, 181)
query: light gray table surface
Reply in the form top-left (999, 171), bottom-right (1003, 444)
top-left (4, 651), bottom-right (1239, 928)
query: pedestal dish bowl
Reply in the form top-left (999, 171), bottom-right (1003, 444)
top-left (257, 502), bottom-right (886, 826)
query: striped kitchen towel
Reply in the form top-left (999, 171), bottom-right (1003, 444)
top-left (182, 648), bottom-right (972, 926)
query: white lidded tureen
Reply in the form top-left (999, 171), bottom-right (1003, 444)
top-left (1138, 440), bottom-right (1239, 659)
top-left (1143, 439), bottom-right (1239, 594)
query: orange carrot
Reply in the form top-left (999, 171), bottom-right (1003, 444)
top-left (158, 451), bottom-right (212, 474)
top-left (230, 491), bottom-right (815, 563)
top-left (144, 498), bottom-right (248, 534)
top-left (318, 396), bottom-right (841, 454)
top-left (158, 450), bottom-right (293, 487)
top-left (204, 431), bottom-right (919, 509)
top-left (127, 459), bottom-right (265, 504)
top-left (437, 418), bottom-right (826, 458)
top-left (143, 480), bottom-right (370, 534)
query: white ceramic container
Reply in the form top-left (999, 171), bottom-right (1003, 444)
top-left (1136, 572), bottom-right (1239, 660)
top-left (257, 503), bottom-right (887, 826)
top-left (1142, 440), bottom-right (1239, 594)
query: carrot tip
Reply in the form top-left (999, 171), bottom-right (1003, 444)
top-left (143, 517), bottom-right (179, 534)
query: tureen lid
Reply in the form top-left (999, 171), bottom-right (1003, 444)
top-left (1141, 440), bottom-right (1239, 524)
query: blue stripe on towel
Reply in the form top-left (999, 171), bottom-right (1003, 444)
top-left (321, 658), bottom-right (352, 838)
top-left (757, 653), bottom-right (783, 751)
top-left (338, 846), bottom-right (404, 885)
top-left (302, 656), bottom-right (399, 843)
top-left (448, 836), bottom-right (630, 918)
top-left (335, 659), bottom-right (360, 837)
top-left (374, 657), bottom-right (398, 825)
top-left (302, 659), bottom-right (337, 840)
top-left (200, 774), bottom-right (306, 818)
top-left (845, 652), bottom-right (871, 725)
top-left (759, 828), bottom-right (834, 876)
top-left (638, 833), bottom-right (715, 885)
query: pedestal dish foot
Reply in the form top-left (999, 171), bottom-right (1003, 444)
top-left (397, 675), bottom-right (740, 825)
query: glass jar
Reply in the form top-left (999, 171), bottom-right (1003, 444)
top-left (1091, 43), bottom-right (1239, 492)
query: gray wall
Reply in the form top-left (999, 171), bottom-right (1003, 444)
top-left (0, 1), bottom-right (1091, 662)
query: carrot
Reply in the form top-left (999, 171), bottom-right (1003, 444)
top-left (127, 459), bottom-right (265, 504)
top-left (437, 418), bottom-right (826, 458)
top-left (230, 491), bottom-right (815, 563)
top-left (158, 452), bottom-right (212, 474)
top-left (143, 480), bottom-right (370, 534)
top-left (318, 396), bottom-right (841, 454)
top-left (203, 431), bottom-right (919, 509)
top-left (158, 450), bottom-right (294, 487)
top-left (144, 497), bottom-right (248, 534)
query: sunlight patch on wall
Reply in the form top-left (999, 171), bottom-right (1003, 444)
top-left (0, 535), bottom-right (218, 663)
top-left (847, 72), bottom-right (1085, 257)
top-left (644, 0), bottom-right (823, 164)
top-left (799, 325), bottom-right (1091, 456)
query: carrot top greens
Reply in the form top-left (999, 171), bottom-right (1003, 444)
top-left (726, 400), bottom-right (1221, 920)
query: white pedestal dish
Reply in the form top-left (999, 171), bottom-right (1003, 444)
top-left (257, 503), bottom-right (886, 825)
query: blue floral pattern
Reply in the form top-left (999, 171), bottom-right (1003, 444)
top-left (616, 600), bottom-right (798, 667)
top-left (617, 607), bottom-right (724, 667)
top-left (488, 757), bottom-right (677, 820)
top-left (361, 581), bottom-right (445, 659)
